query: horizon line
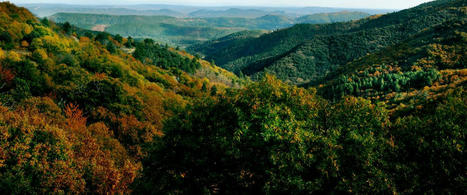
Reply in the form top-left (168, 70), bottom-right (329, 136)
top-left (15, 2), bottom-right (402, 10)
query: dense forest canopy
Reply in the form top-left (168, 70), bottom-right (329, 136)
top-left (0, 1), bottom-right (465, 194)
top-left (190, 0), bottom-right (467, 86)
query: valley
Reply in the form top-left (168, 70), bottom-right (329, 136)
top-left (0, 0), bottom-right (465, 194)
top-left (49, 11), bottom-right (372, 47)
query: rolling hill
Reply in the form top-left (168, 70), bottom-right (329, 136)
top-left (188, 8), bottom-right (275, 18)
top-left (22, 3), bottom-right (393, 18)
top-left (50, 11), bottom-right (371, 47)
top-left (296, 11), bottom-right (370, 24)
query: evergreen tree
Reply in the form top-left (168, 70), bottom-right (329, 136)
top-left (125, 36), bottom-right (134, 47)
top-left (210, 85), bottom-right (217, 96)
top-left (63, 21), bottom-right (72, 35)
top-left (40, 17), bottom-right (49, 26)
top-left (106, 42), bottom-right (117, 54)
top-left (114, 34), bottom-right (123, 44)
top-left (201, 82), bottom-right (208, 92)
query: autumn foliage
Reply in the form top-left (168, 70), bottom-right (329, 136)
top-left (0, 2), bottom-right (465, 194)
top-left (0, 2), bottom-right (209, 193)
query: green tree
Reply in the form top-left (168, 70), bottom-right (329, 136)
top-left (114, 34), bottom-right (123, 43)
top-left (390, 89), bottom-right (466, 193)
top-left (201, 82), bottom-right (208, 92)
top-left (106, 42), bottom-right (117, 54)
top-left (210, 85), bottom-right (217, 96)
top-left (125, 36), bottom-right (134, 47)
top-left (63, 22), bottom-right (72, 35)
top-left (40, 17), bottom-right (49, 26)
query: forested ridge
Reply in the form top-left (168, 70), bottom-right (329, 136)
top-left (50, 11), bottom-right (371, 47)
top-left (191, 0), bottom-right (467, 86)
top-left (0, 1), bottom-right (465, 194)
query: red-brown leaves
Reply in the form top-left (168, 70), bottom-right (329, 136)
top-left (0, 64), bottom-right (15, 85)
top-left (64, 103), bottom-right (87, 132)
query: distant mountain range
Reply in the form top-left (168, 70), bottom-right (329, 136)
top-left (21, 3), bottom-right (394, 18)
top-left (188, 8), bottom-right (282, 18)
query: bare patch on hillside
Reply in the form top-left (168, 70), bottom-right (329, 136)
top-left (92, 24), bottom-right (107, 32)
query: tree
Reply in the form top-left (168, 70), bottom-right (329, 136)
top-left (95, 32), bottom-right (109, 44)
top-left (390, 90), bottom-right (466, 193)
top-left (143, 38), bottom-right (154, 45)
top-left (201, 82), bottom-right (207, 92)
top-left (136, 76), bottom-right (328, 194)
top-left (114, 34), bottom-right (123, 44)
top-left (106, 42), bottom-right (117, 54)
top-left (210, 85), bottom-right (217, 96)
top-left (325, 97), bottom-right (393, 193)
top-left (84, 32), bottom-right (94, 39)
top-left (11, 78), bottom-right (31, 101)
top-left (124, 36), bottom-right (134, 47)
top-left (40, 17), bottom-right (49, 26)
top-left (64, 103), bottom-right (87, 131)
top-left (63, 22), bottom-right (72, 35)
top-left (0, 31), bottom-right (13, 49)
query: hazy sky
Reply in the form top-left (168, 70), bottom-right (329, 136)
top-left (9, 0), bottom-right (433, 9)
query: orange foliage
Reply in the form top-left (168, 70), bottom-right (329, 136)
top-left (94, 72), bottom-right (107, 80)
top-left (0, 2), bottom-right (238, 193)
top-left (7, 100), bottom-right (143, 194)
top-left (0, 104), bottom-right (86, 193)
top-left (79, 36), bottom-right (90, 42)
top-left (64, 103), bottom-right (87, 131)
top-left (21, 40), bottom-right (29, 47)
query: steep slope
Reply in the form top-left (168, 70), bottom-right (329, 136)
top-left (318, 18), bottom-right (466, 107)
top-left (0, 2), bottom-right (234, 193)
top-left (191, 22), bottom-right (357, 66)
top-left (187, 30), bottom-right (268, 57)
top-left (191, 0), bottom-right (467, 85)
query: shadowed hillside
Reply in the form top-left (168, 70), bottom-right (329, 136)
top-left (191, 0), bottom-right (466, 86)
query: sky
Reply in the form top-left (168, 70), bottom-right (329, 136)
top-left (8, 0), bottom-right (433, 9)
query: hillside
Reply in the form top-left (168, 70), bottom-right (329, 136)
top-left (296, 11), bottom-right (370, 24)
top-left (49, 11), bottom-right (371, 47)
top-left (318, 17), bottom-right (467, 107)
top-left (0, 2), bottom-right (239, 193)
top-left (188, 8), bottom-right (275, 18)
top-left (28, 7), bottom-right (184, 17)
top-left (0, 2), bottom-right (465, 194)
top-left (187, 30), bottom-right (268, 58)
top-left (191, 0), bottom-right (467, 85)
